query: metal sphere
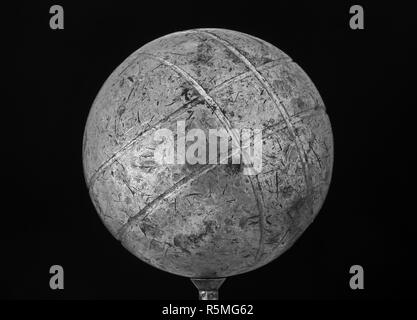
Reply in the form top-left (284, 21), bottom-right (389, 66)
top-left (83, 29), bottom-right (333, 278)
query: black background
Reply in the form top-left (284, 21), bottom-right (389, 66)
top-left (7, 1), bottom-right (414, 300)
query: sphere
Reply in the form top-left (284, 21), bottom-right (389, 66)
top-left (83, 29), bottom-right (333, 278)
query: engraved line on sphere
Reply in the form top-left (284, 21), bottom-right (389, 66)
top-left (117, 164), bottom-right (217, 241)
top-left (87, 97), bottom-right (198, 188)
top-left (250, 176), bottom-right (266, 262)
top-left (197, 30), bottom-right (313, 212)
top-left (118, 52), bottom-right (266, 263)
top-left (87, 58), bottom-right (289, 190)
top-left (116, 107), bottom-right (322, 243)
top-left (191, 29), bottom-right (290, 261)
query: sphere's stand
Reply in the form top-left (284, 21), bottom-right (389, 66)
top-left (191, 278), bottom-right (226, 300)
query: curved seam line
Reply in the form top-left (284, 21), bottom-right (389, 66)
top-left (136, 52), bottom-right (267, 262)
top-left (116, 54), bottom-right (263, 248)
top-left (87, 58), bottom-right (289, 190)
top-left (87, 97), bottom-right (198, 189)
top-left (117, 106), bottom-right (321, 242)
top-left (196, 30), bottom-right (310, 175)
top-left (198, 30), bottom-right (313, 202)
top-left (117, 164), bottom-right (217, 241)
top-left (194, 30), bottom-right (314, 262)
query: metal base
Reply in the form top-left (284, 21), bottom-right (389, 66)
top-left (190, 278), bottom-right (226, 300)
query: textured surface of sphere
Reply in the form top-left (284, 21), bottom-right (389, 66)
top-left (83, 29), bottom-right (333, 278)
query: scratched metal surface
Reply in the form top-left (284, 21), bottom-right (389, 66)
top-left (82, 29), bottom-right (333, 278)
